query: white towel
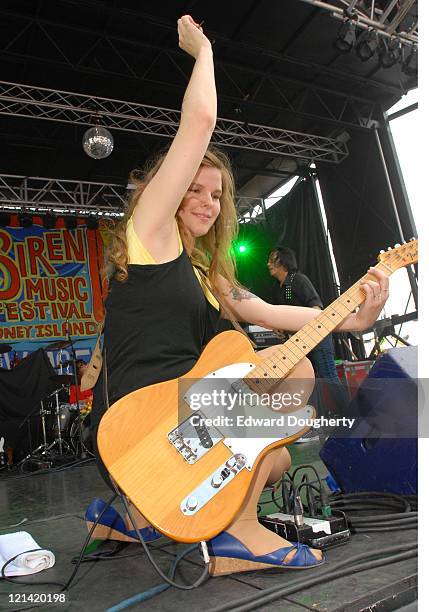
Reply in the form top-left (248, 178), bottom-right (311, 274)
top-left (0, 531), bottom-right (55, 577)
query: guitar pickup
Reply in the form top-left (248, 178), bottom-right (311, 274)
top-left (191, 413), bottom-right (214, 448)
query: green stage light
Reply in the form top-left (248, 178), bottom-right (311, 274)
top-left (238, 245), bottom-right (247, 253)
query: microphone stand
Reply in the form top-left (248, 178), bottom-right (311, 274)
top-left (66, 323), bottom-right (87, 459)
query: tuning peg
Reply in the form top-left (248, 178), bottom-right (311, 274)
top-left (379, 249), bottom-right (385, 254)
top-left (410, 237), bottom-right (416, 241)
top-left (394, 243), bottom-right (401, 248)
top-left (387, 246), bottom-right (392, 251)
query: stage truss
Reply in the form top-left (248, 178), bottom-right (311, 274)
top-left (0, 174), bottom-right (266, 224)
top-left (0, 82), bottom-right (348, 164)
top-left (298, 0), bottom-right (417, 44)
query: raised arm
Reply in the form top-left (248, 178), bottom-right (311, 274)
top-left (133, 16), bottom-right (216, 249)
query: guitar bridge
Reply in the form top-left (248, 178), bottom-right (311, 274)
top-left (167, 411), bottom-right (223, 464)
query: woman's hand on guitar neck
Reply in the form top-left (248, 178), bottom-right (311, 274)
top-left (341, 267), bottom-right (390, 332)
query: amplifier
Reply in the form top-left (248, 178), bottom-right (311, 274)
top-left (336, 359), bottom-right (374, 398)
top-left (320, 346), bottom-right (417, 495)
top-left (245, 325), bottom-right (282, 349)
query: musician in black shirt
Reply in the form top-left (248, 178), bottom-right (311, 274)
top-left (268, 246), bottom-right (349, 425)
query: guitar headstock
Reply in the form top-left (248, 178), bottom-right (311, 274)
top-left (377, 238), bottom-right (418, 271)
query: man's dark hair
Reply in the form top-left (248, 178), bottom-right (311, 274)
top-left (271, 246), bottom-right (298, 272)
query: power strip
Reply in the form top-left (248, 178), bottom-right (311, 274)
top-left (259, 510), bottom-right (350, 550)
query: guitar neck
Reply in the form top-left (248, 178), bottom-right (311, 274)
top-left (244, 260), bottom-right (395, 389)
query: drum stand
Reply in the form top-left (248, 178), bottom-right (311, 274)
top-left (16, 390), bottom-right (76, 472)
top-left (66, 327), bottom-right (87, 459)
top-left (45, 387), bottom-right (72, 456)
top-left (16, 400), bottom-right (54, 472)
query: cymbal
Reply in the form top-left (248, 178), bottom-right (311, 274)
top-left (44, 338), bottom-right (85, 351)
top-left (0, 344), bottom-right (12, 354)
top-left (50, 374), bottom-right (74, 385)
top-left (45, 340), bottom-right (71, 350)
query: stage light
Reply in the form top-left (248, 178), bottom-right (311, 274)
top-left (235, 243), bottom-right (249, 256)
top-left (356, 29), bottom-right (378, 61)
top-left (19, 213), bottom-right (33, 228)
top-left (402, 45), bottom-right (417, 76)
top-left (64, 215), bottom-right (78, 230)
top-left (83, 126), bottom-right (114, 159)
top-left (85, 216), bottom-right (99, 230)
top-left (43, 213), bottom-right (57, 229)
top-left (0, 212), bottom-right (11, 227)
top-left (379, 37), bottom-right (402, 69)
top-left (334, 20), bottom-right (356, 54)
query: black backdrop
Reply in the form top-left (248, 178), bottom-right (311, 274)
top-left (0, 349), bottom-right (56, 420)
top-left (316, 121), bottom-right (417, 291)
top-left (236, 174), bottom-right (338, 308)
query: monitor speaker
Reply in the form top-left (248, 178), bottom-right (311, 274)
top-left (319, 346), bottom-right (417, 495)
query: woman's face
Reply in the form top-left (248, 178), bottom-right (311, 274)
top-left (178, 165), bottom-right (222, 237)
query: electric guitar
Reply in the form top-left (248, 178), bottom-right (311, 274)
top-left (98, 240), bottom-right (418, 543)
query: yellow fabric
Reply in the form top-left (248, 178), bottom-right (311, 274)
top-left (126, 218), bottom-right (219, 310)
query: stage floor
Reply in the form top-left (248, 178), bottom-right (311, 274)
top-left (0, 443), bottom-right (417, 611)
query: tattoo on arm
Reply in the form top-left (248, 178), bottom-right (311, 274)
top-left (229, 287), bottom-right (257, 301)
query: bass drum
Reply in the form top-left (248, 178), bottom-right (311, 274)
top-left (49, 403), bottom-right (78, 438)
top-left (69, 414), bottom-right (94, 457)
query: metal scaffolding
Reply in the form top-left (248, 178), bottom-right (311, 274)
top-left (0, 9), bottom-right (386, 130)
top-left (297, 0), bottom-right (417, 44)
top-left (0, 174), bottom-right (127, 216)
top-left (0, 82), bottom-right (348, 164)
top-left (236, 196), bottom-right (267, 224)
top-left (0, 174), bottom-right (265, 223)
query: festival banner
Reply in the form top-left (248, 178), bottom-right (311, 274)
top-left (0, 216), bottom-right (105, 368)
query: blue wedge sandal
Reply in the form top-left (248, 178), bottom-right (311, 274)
top-left (207, 531), bottom-right (325, 576)
top-left (85, 497), bottom-right (162, 543)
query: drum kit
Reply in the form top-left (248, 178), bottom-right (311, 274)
top-left (0, 337), bottom-right (94, 473)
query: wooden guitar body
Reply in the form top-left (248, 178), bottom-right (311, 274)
top-left (98, 330), bottom-right (314, 542)
top-left (98, 241), bottom-right (418, 543)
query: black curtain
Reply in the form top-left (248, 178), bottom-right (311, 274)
top-left (236, 176), bottom-right (337, 308)
top-left (0, 349), bottom-right (57, 420)
top-left (316, 126), bottom-right (415, 290)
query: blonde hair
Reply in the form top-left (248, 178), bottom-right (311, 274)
top-left (106, 146), bottom-right (241, 295)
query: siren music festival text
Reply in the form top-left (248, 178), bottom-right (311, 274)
top-left (0, 226), bottom-right (100, 342)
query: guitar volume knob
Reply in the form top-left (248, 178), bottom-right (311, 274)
top-left (186, 496), bottom-right (198, 511)
top-left (211, 474), bottom-right (223, 488)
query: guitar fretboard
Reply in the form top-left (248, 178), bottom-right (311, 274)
top-left (244, 260), bottom-right (394, 392)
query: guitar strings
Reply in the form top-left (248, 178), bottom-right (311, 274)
top-left (244, 259), bottom-right (394, 391)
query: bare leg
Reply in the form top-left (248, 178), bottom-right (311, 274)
top-left (124, 503), bottom-right (150, 531)
top-left (225, 447), bottom-right (323, 563)
top-left (220, 344), bottom-right (322, 563)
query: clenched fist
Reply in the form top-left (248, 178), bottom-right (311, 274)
top-left (177, 15), bottom-right (212, 59)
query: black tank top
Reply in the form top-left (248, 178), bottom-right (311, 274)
top-left (91, 249), bottom-right (223, 428)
